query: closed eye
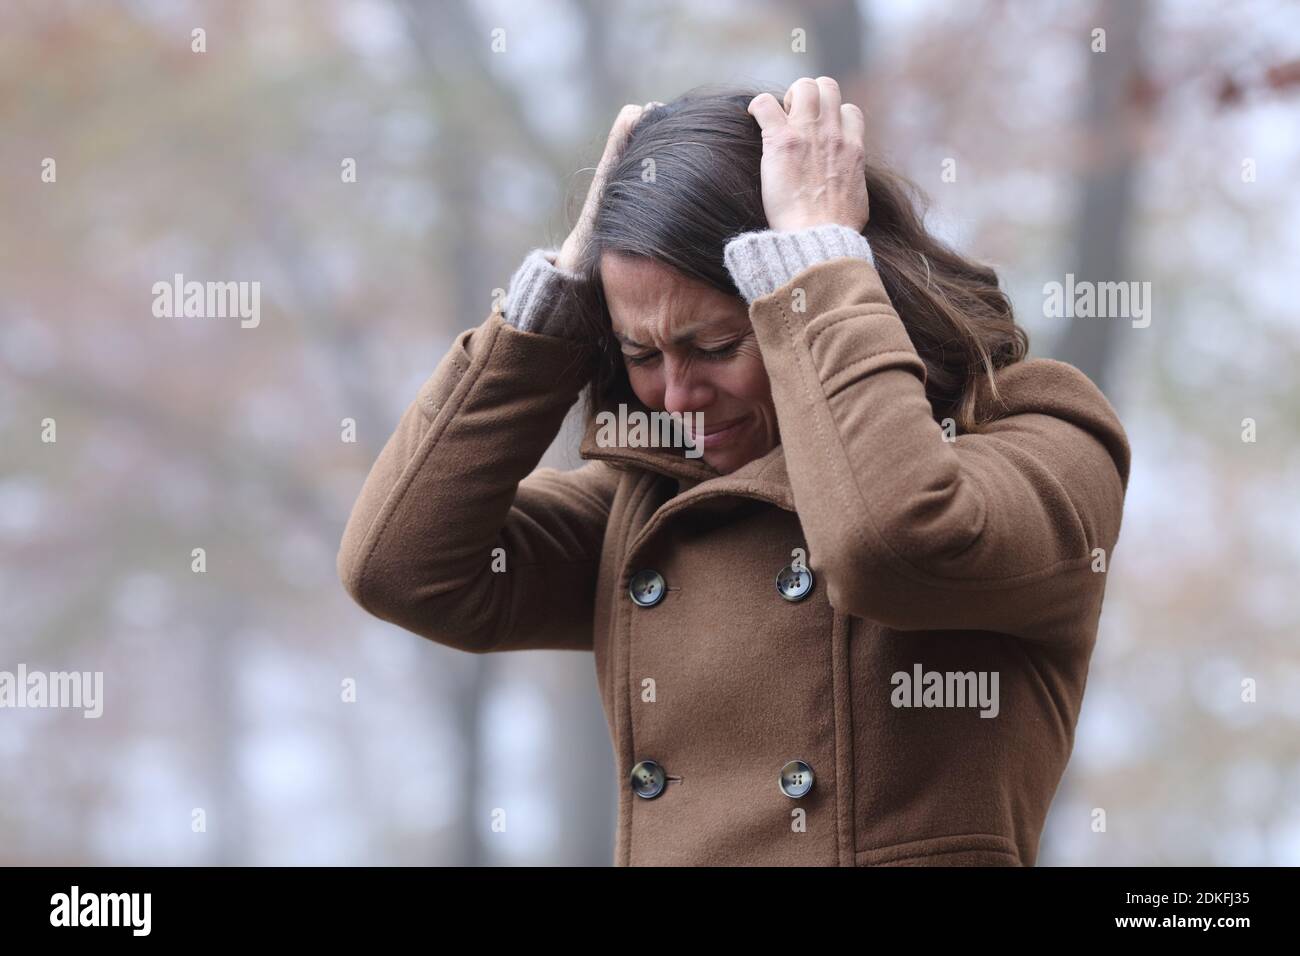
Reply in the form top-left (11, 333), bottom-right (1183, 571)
top-left (624, 341), bottom-right (741, 366)
top-left (698, 341), bottom-right (741, 360)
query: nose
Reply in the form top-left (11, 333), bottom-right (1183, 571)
top-left (660, 355), bottom-right (714, 417)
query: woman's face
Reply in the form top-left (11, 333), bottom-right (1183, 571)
top-left (600, 252), bottom-right (779, 474)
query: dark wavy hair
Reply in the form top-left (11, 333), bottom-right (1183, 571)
top-left (558, 83), bottom-right (1029, 432)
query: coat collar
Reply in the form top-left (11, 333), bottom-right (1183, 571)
top-left (576, 381), bottom-right (796, 513)
top-left (572, 347), bottom-right (1125, 525)
top-left (572, 356), bottom-right (1058, 519)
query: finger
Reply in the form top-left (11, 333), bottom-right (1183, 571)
top-left (597, 104), bottom-right (643, 167)
top-left (840, 102), bottom-right (865, 149)
top-left (609, 104), bottom-right (644, 144)
top-left (781, 80), bottom-right (808, 114)
top-left (786, 77), bottom-right (820, 121)
top-left (747, 92), bottom-right (789, 130)
top-left (816, 76), bottom-right (842, 124)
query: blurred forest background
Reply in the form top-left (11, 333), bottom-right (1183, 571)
top-left (2, 0), bottom-right (1298, 865)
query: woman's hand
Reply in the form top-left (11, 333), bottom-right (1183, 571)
top-left (556, 101), bottom-right (662, 272)
top-left (747, 76), bottom-right (869, 233)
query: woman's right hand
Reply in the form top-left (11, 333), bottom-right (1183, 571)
top-left (555, 101), bottom-right (661, 273)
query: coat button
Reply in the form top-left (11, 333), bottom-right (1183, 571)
top-left (776, 564), bottom-right (814, 602)
top-left (630, 759), bottom-right (667, 799)
top-left (628, 569), bottom-right (666, 607)
top-left (779, 759), bottom-right (815, 798)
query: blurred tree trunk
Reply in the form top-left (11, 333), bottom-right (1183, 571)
top-left (404, 0), bottom-right (490, 867)
top-left (1054, 0), bottom-right (1149, 394)
top-left (201, 596), bottom-right (245, 865)
top-left (400, 0), bottom-right (620, 866)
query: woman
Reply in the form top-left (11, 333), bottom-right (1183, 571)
top-left (337, 77), bottom-right (1130, 867)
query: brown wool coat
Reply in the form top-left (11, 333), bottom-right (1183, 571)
top-left (337, 254), bottom-right (1131, 866)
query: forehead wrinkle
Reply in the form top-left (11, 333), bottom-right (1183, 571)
top-left (603, 254), bottom-right (745, 348)
top-left (615, 321), bottom-right (709, 348)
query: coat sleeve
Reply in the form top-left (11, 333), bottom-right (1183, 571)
top-left (336, 307), bottom-right (619, 653)
top-left (740, 254), bottom-right (1131, 645)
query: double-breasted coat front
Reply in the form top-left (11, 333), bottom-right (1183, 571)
top-left (338, 251), bottom-right (1130, 866)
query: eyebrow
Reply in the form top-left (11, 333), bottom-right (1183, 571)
top-left (614, 324), bottom-right (719, 348)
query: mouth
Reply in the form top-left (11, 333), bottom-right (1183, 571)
top-left (688, 415), bottom-right (749, 448)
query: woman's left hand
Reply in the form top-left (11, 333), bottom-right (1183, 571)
top-left (747, 76), bottom-right (869, 233)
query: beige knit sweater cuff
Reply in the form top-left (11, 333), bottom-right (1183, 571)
top-left (723, 223), bottom-right (875, 304)
top-left (502, 248), bottom-right (587, 339)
